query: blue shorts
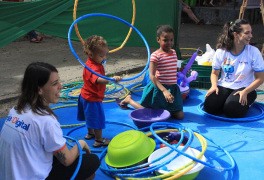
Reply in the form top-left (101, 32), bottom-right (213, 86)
top-left (77, 95), bottom-right (105, 129)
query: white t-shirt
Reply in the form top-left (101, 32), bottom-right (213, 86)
top-left (212, 45), bottom-right (264, 90)
top-left (0, 106), bottom-right (66, 180)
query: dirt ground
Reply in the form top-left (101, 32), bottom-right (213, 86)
top-left (0, 23), bottom-right (263, 118)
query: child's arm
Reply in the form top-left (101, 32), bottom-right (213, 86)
top-left (96, 76), bottom-right (122, 84)
top-left (149, 62), bottom-right (174, 103)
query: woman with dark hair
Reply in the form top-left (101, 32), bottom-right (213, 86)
top-left (204, 19), bottom-right (264, 118)
top-left (0, 62), bottom-right (100, 180)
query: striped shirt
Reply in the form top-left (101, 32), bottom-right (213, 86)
top-left (150, 49), bottom-right (178, 84)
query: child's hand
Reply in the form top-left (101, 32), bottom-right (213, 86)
top-left (163, 90), bottom-right (174, 103)
top-left (113, 76), bottom-right (122, 82)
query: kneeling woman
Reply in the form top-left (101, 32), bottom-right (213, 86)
top-left (204, 19), bottom-right (264, 118)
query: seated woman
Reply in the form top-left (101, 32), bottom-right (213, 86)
top-left (204, 19), bottom-right (264, 118)
top-left (0, 62), bottom-right (100, 180)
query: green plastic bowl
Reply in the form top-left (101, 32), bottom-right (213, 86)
top-left (105, 130), bottom-right (156, 168)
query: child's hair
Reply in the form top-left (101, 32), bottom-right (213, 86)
top-left (216, 19), bottom-right (249, 51)
top-left (156, 25), bottom-right (174, 37)
top-left (83, 35), bottom-right (108, 55)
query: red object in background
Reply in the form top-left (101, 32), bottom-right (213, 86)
top-left (2, 0), bottom-right (24, 2)
top-left (160, 144), bottom-right (166, 148)
top-left (160, 141), bottom-right (185, 148)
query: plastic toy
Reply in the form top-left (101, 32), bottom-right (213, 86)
top-left (177, 49), bottom-right (199, 98)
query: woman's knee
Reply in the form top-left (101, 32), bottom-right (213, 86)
top-left (77, 154), bottom-right (100, 179)
top-left (204, 97), bottom-right (223, 115)
top-left (223, 101), bottom-right (249, 118)
top-left (86, 173), bottom-right (95, 180)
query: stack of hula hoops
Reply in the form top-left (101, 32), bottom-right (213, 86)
top-left (98, 122), bottom-right (236, 180)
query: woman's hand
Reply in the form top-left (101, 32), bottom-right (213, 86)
top-left (79, 140), bottom-right (91, 154)
top-left (163, 89), bottom-right (174, 103)
top-left (206, 69), bottom-right (220, 98)
top-left (233, 90), bottom-right (248, 106)
top-left (54, 139), bottom-right (91, 166)
top-left (205, 86), bottom-right (219, 97)
top-left (234, 71), bottom-right (264, 106)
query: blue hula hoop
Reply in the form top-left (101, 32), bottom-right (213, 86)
top-left (197, 102), bottom-right (264, 122)
top-left (105, 83), bottom-right (124, 95)
top-left (99, 122), bottom-right (236, 178)
top-left (149, 122), bottom-right (235, 171)
top-left (66, 121), bottom-right (137, 153)
top-left (63, 135), bottom-right (83, 180)
top-left (99, 125), bottom-right (194, 177)
top-left (68, 13), bottom-right (150, 82)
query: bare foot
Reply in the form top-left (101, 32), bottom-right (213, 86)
top-left (119, 95), bottom-right (144, 109)
top-left (120, 95), bottom-right (132, 105)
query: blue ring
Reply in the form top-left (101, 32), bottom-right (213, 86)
top-left (68, 13), bottom-right (150, 82)
top-left (197, 102), bottom-right (264, 122)
top-left (99, 122), bottom-right (235, 178)
top-left (99, 126), bottom-right (193, 176)
top-left (149, 122), bottom-right (235, 171)
top-left (63, 135), bottom-right (83, 180)
top-left (66, 121), bottom-right (137, 153)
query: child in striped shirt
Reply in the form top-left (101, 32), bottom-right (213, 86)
top-left (119, 25), bottom-right (184, 120)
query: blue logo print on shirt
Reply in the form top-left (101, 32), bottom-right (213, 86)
top-left (223, 58), bottom-right (235, 79)
top-left (5, 115), bottom-right (30, 131)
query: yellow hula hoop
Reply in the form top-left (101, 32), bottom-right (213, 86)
top-left (164, 133), bottom-right (207, 180)
top-left (73, 0), bottom-right (136, 53)
top-left (180, 48), bottom-right (204, 55)
top-left (180, 48), bottom-right (204, 59)
top-left (129, 82), bottom-right (144, 93)
top-left (51, 104), bottom-right (77, 110)
top-left (73, 0), bottom-right (85, 45)
top-left (69, 88), bottom-right (81, 96)
top-left (122, 130), bottom-right (207, 180)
